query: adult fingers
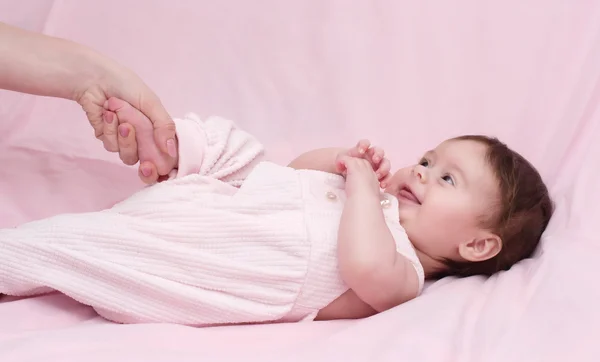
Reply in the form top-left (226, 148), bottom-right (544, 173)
top-left (101, 110), bottom-right (119, 152)
top-left (78, 85), bottom-right (119, 152)
top-left (138, 161), bottom-right (159, 184)
top-left (116, 122), bottom-right (139, 166)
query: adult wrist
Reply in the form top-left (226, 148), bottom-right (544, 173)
top-left (68, 45), bottom-right (119, 101)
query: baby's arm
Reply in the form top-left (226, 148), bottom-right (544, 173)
top-left (336, 156), bottom-right (420, 312)
top-left (288, 140), bottom-right (392, 186)
top-left (105, 97), bottom-right (264, 186)
top-left (170, 113), bottom-right (265, 186)
top-left (287, 148), bottom-right (345, 174)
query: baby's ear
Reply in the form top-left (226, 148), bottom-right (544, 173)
top-left (458, 233), bottom-right (502, 262)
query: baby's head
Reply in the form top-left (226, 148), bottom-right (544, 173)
top-left (385, 135), bottom-right (553, 278)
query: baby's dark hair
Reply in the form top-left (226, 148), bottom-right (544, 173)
top-left (435, 135), bottom-right (554, 278)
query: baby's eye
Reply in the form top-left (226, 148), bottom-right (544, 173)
top-left (442, 174), bottom-right (455, 186)
top-left (418, 158), bottom-right (429, 167)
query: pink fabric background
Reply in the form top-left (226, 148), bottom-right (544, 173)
top-left (1, 1), bottom-right (599, 361)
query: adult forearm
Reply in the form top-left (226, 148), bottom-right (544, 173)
top-left (0, 22), bottom-right (110, 100)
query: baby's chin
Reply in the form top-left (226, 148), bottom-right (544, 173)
top-left (397, 211), bottom-right (421, 242)
top-left (397, 206), bottom-right (412, 225)
top-left (398, 215), bottom-right (412, 234)
top-left (399, 222), bottom-right (420, 248)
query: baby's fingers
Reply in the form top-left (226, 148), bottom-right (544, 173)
top-left (356, 139), bottom-right (371, 155)
top-left (335, 158), bottom-right (346, 174)
top-left (366, 146), bottom-right (385, 165)
top-left (337, 155), bottom-right (360, 173)
top-left (336, 155), bottom-right (352, 173)
top-left (347, 139), bottom-right (371, 157)
top-left (375, 158), bottom-right (391, 180)
top-left (380, 173), bottom-right (393, 189)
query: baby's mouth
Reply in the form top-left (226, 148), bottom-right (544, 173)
top-left (397, 186), bottom-right (421, 205)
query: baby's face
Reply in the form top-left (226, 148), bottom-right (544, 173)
top-left (384, 139), bottom-right (500, 260)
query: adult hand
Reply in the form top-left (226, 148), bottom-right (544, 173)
top-left (103, 97), bottom-right (178, 184)
top-left (0, 22), bottom-right (177, 173)
top-left (75, 66), bottom-right (177, 174)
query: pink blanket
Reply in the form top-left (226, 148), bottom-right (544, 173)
top-left (1, 1), bottom-right (599, 361)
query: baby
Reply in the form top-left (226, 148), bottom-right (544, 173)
top-left (0, 98), bottom-right (553, 325)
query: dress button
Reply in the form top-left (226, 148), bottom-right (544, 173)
top-left (380, 199), bottom-right (391, 208)
top-left (326, 191), bottom-right (337, 200)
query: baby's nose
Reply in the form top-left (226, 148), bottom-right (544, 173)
top-left (415, 168), bottom-right (427, 183)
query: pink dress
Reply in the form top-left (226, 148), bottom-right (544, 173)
top-left (0, 114), bottom-right (425, 326)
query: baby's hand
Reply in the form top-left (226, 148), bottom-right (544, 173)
top-left (335, 139), bottom-right (391, 187)
top-left (337, 156), bottom-right (381, 198)
top-left (103, 97), bottom-right (178, 184)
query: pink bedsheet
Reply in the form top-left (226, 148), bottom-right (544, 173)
top-left (1, 1), bottom-right (599, 361)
